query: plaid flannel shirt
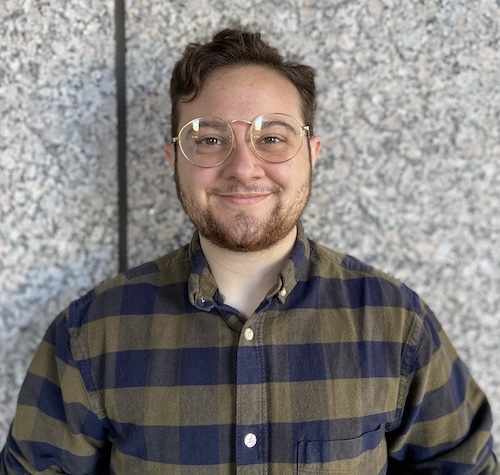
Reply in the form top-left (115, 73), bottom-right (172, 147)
top-left (1, 225), bottom-right (498, 474)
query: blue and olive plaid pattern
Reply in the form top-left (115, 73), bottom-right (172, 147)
top-left (1, 226), bottom-right (498, 474)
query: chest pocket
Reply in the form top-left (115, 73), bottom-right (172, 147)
top-left (297, 429), bottom-right (387, 474)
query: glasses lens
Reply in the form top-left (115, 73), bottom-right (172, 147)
top-left (179, 117), bottom-right (233, 167)
top-left (251, 114), bottom-right (304, 163)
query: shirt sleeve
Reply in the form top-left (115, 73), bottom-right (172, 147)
top-left (0, 309), bottom-right (111, 474)
top-left (387, 298), bottom-right (499, 474)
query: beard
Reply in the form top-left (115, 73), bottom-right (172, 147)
top-left (175, 160), bottom-right (313, 253)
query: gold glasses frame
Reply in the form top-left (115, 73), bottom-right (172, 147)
top-left (172, 113), bottom-right (311, 168)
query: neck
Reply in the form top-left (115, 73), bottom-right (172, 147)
top-left (199, 227), bottom-right (297, 318)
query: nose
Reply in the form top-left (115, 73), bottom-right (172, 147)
top-left (221, 123), bottom-right (265, 183)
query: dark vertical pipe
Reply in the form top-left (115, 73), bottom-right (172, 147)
top-left (115, 0), bottom-right (127, 272)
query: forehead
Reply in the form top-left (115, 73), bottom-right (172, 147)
top-left (178, 66), bottom-right (303, 124)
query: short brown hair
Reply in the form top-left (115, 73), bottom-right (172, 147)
top-left (170, 28), bottom-right (317, 138)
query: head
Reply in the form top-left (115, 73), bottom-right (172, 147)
top-left (170, 28), bottom-right (317, 140)
top-left (165, 29), bottom-right (321, 253)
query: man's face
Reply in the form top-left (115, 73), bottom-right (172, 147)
top-left (165, 65), bottom-right (321, 252)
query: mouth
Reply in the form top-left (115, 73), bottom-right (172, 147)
top-left (216, 192), bottom-right (272, 206)
top-left (209, 186), bottom-right (278, 207)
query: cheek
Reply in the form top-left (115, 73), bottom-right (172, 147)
top-left (177, 164), bottom-right (217, 194)
top-left (269, 161), bottom-right (309, 189)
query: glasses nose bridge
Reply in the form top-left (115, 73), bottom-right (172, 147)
top-left (228, 118), bottom-right (253, 138)
top-left (227, 118), bottom-right (255, 150)
top-left (228, 118), bottom-right (253, 127)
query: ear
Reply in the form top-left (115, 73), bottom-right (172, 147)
top-left (163, 143), bottom-right (175, 167)
top-left (309, 135), bottom-right (322, 169)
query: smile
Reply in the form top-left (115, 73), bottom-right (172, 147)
top-left (216, 193), bottom-right (272, 206)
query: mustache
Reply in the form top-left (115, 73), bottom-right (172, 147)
top-left (207, 185), bottom-right (280, 196)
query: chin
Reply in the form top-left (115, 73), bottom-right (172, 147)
top-left (201, 212), bottom-right (298, 253)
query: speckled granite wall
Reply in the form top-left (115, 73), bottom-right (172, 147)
top-left (1, 0), bottom-right (499, 453)
top-left (0, 0), bottom-right (118, 444)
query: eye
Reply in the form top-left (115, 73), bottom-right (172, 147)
top-left (255, 135), bottom-right (289, 149)
top-left (193, 134), bottom-right (230, 155)
top-left (261, 136), bottom-right (284, 144)
top-left (198, 137), bottom-right (224, 146)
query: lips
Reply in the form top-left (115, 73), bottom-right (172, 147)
top-left (209, 186), bottom-right (278, 206)
top-left (218, 193), bottom-right (270, 205)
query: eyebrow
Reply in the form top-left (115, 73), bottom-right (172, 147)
top-left (257, 119), bottom-right (298, 135)
top-left (195, 119), bottom-right (229, 131)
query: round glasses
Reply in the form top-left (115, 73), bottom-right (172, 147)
top-left (172, 113), bottom-right (310, 168)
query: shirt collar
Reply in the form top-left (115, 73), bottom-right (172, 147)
top-left (187, 223), bottom-right (311, 311)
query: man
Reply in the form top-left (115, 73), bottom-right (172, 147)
top-left (1, 28), bottom-right (498, 474)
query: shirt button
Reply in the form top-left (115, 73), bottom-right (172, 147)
top-left (244, 328), bottom-right (254, 341)
top-left (244, 433), bottom-right (257, 448)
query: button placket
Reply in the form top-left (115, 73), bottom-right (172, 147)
top-left (235, 318), bottom-right (266, 467)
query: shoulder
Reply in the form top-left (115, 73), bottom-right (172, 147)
top-left (101, 244), bottom-right (191, 292)
top-left (310, 241), bottom-right (421, 310)
top-left (66, 245), bottom-right (192, 329)
top-left (306, 240), bottom-right (430, 349)
top-left (309, 242), bottom-right (447, 376)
